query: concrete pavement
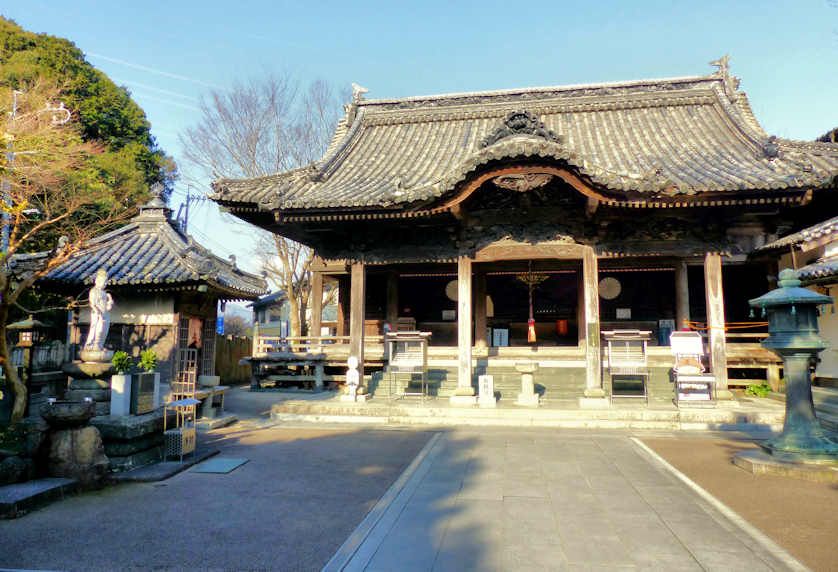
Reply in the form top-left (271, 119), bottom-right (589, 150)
top-left (329, 428), bottom-right (805, 571)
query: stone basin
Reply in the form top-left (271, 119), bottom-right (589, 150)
top-left (515, 361), bottom-right (539, 375)
top-left (62, 361), bottom-right (115, 379)
top-left (40, 400), bottom-right (96, 429)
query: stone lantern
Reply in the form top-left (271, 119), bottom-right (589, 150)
top-left (7, 315), bottom-right (49, 347)
top-left (748, 268), bottom-right (838, 463)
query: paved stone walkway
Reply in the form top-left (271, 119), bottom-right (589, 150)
top-left (331, 429), bottom-right (801, 571)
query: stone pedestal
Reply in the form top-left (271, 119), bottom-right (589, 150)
top-left (91, 410), bottom-right (169, 471)
top-left (62, 361), bottom-right (116, 417)
top-left (46, 426), bottom-right (109, 487)
top-left (339, 393), bottom-right (370, 403)
top-left (515, 362), bottom-right (540, 407)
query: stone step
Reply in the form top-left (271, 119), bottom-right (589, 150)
top-left (0, 478), bottom-right (78, 519)
top-left (271, 399), bottom-right (786, 432)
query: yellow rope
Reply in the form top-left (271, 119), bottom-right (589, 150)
top-left (684, 321), bottom-right (768, 331)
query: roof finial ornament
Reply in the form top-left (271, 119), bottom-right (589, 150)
top-left (480, 110), bottom-right (563, 148)
top-left (351, 83), bottom-right (369, 103)
top-left (148, 182), bottom-right (166, 207)
top-left (709, 54), bottom-right (730, 77)
top-left (708, 54), bottom-right (739, 102)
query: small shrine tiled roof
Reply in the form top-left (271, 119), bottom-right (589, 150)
top-left (211, 57), bottom-right (838, 213)
top-left (35, 194), bottom-right (267, 299)
top-left (758, 215), bottom-right (838, 251)
top-left (798, 255), bottom-right (838, 284)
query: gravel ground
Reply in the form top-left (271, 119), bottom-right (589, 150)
top-left (0, 424), bottom-right (433, 571)
top-left (640, 435), bottom-right (838, 572)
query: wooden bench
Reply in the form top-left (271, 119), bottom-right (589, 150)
top-left (726, 344), bottom-right (782, 390)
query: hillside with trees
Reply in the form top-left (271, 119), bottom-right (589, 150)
top-left (0, 17), bottom-right (177, 423)
top-left (0, 16), bottom-right (176, 202)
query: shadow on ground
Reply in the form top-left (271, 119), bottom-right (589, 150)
top-left (0, 424), bottom-right (473, 572)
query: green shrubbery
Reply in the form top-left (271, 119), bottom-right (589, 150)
top-left (745, 382), bottom-right (772, 398)
top-left (139, 349), bottom-right (157, 373)
top-left (111, 351), bottom-right (131, 374)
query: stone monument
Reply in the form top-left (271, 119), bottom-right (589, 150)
top-left (478, 374), bottom-right (496, 408)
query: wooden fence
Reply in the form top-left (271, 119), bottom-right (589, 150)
top-left (215, 334), bottom-right (252, 384)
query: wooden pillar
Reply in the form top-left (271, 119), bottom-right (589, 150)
top-left (386, 271), bottom-right (399, 327)
top-left (704, 252), bottom-right (730, 397)
top-left (451, 255), bottom-right (476, 404)
top-left (675, 260), bottom-right (690, 330)
top-left (336, 275), bottom-right (348, 336)
top-left (583, 247), bottom-right (603, 398)
top-left (474, 269), bottom-right (487, 348)
top-left (310, 271), bottom-right (323, 339)
top-left (349, 262), bottom-right (366, 386)
top-left (576, 267), bottom-right (585, 347)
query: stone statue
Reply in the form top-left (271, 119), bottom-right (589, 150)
top-left (84, 269), bottom-right (114, 352)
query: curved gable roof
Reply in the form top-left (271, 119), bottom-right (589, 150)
top-left (39, 202), bottom-right (267, 299)
top-left (211, 63), bottom-right (838, 213)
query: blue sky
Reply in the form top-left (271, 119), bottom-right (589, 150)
top-left (3, 0), bottom-right (837, 278)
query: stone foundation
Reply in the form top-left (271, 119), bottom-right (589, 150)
top-left (90, 410), bottom-right (170, 472)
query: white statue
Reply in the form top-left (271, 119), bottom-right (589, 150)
top-left (345, 355), bottom-right (359, 399)
top-left (84, 269), bottom-right (114, 351)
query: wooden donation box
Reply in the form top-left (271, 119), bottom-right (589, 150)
top-left (386, 331), bottom-right (430, 398)
top-left (670, 331), bottom-right (715, 405)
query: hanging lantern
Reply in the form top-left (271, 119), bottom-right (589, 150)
top-left (556, 319), bottom-right (568, 336)
top-left (516, 261), bottom-right (548, 345)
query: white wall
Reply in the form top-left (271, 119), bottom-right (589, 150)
top-left (78, 295), bottom-right (174, 325)
top-left (817, 298), bottom-right (838, 380)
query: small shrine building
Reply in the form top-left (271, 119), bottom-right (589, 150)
top-left (211, 59), bottom-right (838, 403)
top-left (33, 192), bottom-right (267, 384)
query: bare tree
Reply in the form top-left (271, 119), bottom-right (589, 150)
top-left (180, 75), bottom-right (345, 336)
top-left (0, 80), bottom-right (142, 424)
top-left (223, 314), bottom-right (250, 336)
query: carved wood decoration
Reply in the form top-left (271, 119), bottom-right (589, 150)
top-left (493, 173), bottom-right (554, 192)
top-left (480, 110), bottom-right (563, 148)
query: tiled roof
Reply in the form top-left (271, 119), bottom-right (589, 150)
top-left (211, 62), bottom-right (838, 213)
top-left (758, 215), bottom-right (838, 251)
top-left (37, 200), bottom-right (267, 299)
top-left (798, 255), bottom-right (838, 284)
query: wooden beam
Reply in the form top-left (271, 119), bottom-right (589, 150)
top-left (583, 246), bottom-right (603, 398)
top-left (704, 252), bottom-right (729, 397)
top-left (474, 269), bottom-right (487, 348)
top-left (475, 241), bottom-right (587, 262)
top-left (310, 271), bottom-right (323, 337)
top-left (674, 260), bottom-right (690, 330)
top-left (349, 263), bottom-right (366, 385)
top-left (440, 165), bottom-right (611, 210)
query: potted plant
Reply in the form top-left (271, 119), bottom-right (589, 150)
top-left (110, 351), bottom-right (133, 416)
top-left (135, 349), bottom-right (161, 412)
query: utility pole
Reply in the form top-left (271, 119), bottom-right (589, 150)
top-left (175, 184), bottom-right (207, 233)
